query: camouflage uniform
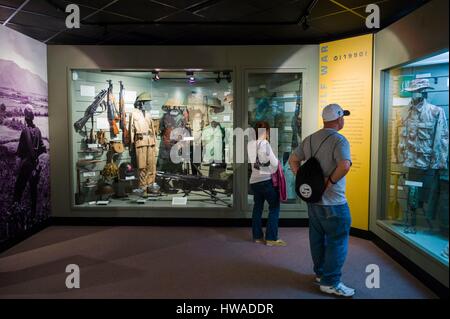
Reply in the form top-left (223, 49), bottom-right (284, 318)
top-left (397, 99), bottom-right (449, 170)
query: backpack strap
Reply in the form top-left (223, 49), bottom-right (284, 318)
top-left (311, 132), bottom-right (337, 158)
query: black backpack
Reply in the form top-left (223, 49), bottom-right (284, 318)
top-left (295, 133), bottom-right (336, 203)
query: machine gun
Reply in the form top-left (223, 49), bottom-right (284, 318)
top-left (156, 170), bottom-right (233, 207)
top-left (107, 80), bottom-right (120, 137)
top-left (118, 81), bottom-right (129, 145)
top-left (73, 89), bottom-right (107, 133)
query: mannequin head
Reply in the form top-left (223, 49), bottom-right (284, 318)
top-left (411, 89), bottom-right (427, 104)
top-left (134, 92), bottom-right (152, 110)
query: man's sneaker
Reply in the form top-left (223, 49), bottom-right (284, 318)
top-left (320, 282), bottom-right (355, 297)
top-left (315, 277), bottom-right (321, 285)
top-left (253, 238), bottom-right (265, 244)
top-left (265, 239), bottom-right (287, 247)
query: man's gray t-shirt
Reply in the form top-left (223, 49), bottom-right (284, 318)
top-left (294, 128), bottom-right (351, 206)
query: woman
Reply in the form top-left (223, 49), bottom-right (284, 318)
top-left (248, 121), bottom-right (286, 247)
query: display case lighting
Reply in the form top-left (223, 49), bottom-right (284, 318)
top-left (187, 71), bottom-right (195, 84)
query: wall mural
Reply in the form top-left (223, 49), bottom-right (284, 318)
top-left (0, 25), bottom-right (49, 244)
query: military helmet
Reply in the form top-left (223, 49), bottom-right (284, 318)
top-left (95, 182), bottom-right (114, 197)
top-left (135, 92), bottom-right (152, 103)
top-left (119, 162), bottom-right (135, 179)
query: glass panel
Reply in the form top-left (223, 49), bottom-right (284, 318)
top-left (70, 70), bottom-right (234, 208)
top-left (247, 72), bottom-right (305, 210)
top-left (380, 51), bottom-right (449, 265)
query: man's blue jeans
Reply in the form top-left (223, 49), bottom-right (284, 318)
top-left (307, 203), bottom-right (351, 287)
top-left (251, 180), bottom-right (280, 241)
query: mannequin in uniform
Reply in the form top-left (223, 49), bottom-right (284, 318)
top-left (395, 79), bottom-right (449, 231)
top-left (129, 92), bottom-right (157, 194)
top-left (158, 98), bottom-right (189, 174)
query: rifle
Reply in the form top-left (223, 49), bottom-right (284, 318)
top-left (157, 170), bottom-right (233, 207)
top-left (119, 81), bottom-right (129, 145)
top-left (388, 172), bottom-right (403, 220)
top-left (156, 170), bottom-right (233, 207)
top-left (74, 89), bottom-right (107, 133)
top-left (107, 80), bottom-right (119, 137)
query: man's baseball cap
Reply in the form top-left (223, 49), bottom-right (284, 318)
top-left (322, 104), bottom-right (350, 122)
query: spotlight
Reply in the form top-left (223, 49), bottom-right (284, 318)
top-left (152, 71), bottom-right (160, 81)
top-left (187, 71), bottom-right (195, 84)
top-left (301, 15), bottom-right (310, 31)
top-left (215, 72), bottom-right (221, 84)
top-left (223, 71), bottom-right (232, 83)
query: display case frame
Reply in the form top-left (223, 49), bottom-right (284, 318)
top-left (243, 68), bottom-right (310, 217)
top-left (67, 67), bottom-right (240, 214)
top-left (371, 47), bottom-right (450, 288)
top-left (376, 50), bottom-right (449, 267)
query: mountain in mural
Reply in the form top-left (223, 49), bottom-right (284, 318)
top-left (0, 59), bottom-right (47, 96)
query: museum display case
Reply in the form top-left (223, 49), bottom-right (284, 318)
top-left (379, 51), bottom-right (449, 265)
top-left (246, 71), bottom-right (306, 211)
top-left (70, 70), bottom-right (234, 208)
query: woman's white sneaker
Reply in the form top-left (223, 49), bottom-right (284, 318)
top-left (320, 282), bottom-right (355, 297)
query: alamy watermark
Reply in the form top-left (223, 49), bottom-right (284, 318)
top-left (168, 127), bottom-right (278, 172)
top-left (365, 264), bottom-right (381, 289)
top-left (65, 4), bottom-right (80, 29)
top-left (65, 264), bottom-right (80, 289)
top-left (365, 4), bottom-right (380, 29)
top-left (65, 4), bottom-right (380, 30)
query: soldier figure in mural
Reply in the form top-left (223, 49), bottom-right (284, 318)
top-left (12, 105), bottom-right (46, 223)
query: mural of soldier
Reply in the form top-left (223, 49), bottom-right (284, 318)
top-left (12, 105), bottom-right (46, 222)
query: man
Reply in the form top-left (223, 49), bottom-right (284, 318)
top-left (289, 104), bottom-right (354, 297)
top-left (13, 105), bottom-right (46, 221)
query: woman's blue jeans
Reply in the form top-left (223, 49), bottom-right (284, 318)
top-left (251, 180), bottom-right (280, 241)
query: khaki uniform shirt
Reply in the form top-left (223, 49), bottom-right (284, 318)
top-left (129, 108), bottom-right (156, 148)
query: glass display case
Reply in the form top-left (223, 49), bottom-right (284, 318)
top-left (246, 71), bottom-right (305, 211)
top-left (380, 51), bottom-right (449, 265)
top-left (70, 70), bottom-right (234, 208)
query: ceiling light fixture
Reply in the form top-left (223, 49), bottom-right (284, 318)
top-left (187, 71), bottom-right (195, 84)
top-left (215, 72), bottom-right (221, 84)
top-left (152, 71), bottom-right (160, 81)
top-left (301, 16), bottom-right (310, 31)
top-left (298, 0), bottom-right (318, 31)
top-left (223, 71), bottom-right (232, 83)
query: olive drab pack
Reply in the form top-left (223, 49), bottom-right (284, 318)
top-left (295, 133), bottom-right (336, 203)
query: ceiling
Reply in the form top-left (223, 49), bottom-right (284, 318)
top-left (0, 0), bottom-right (429, 45)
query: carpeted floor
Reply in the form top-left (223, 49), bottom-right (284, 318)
top-left (0, 226), bottom-right (436, 299)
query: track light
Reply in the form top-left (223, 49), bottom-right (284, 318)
top-left (187, 71), bottom-right (195, 84)
top-left (302, 19), bottom-right (310, 31)
top-left (300, 15), bottom-right (310, 31)
top-left (223, 71), bottom-right (232, 83)
top-left (152, 71), bottom-right (160, 81)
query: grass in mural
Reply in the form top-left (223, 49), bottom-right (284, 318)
top-left (0, 148), bottom-right (51, 243)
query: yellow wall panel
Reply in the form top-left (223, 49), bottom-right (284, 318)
top-left (319, 34), bottom-right (373, 230)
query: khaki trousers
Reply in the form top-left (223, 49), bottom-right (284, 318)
top-left (135, 145), bottom-right (156, 188)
